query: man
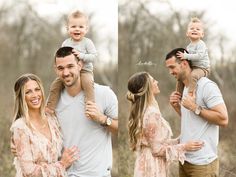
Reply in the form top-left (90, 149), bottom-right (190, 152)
top-left (53, 46), bottom-right (118, 177)
top-left (165, 48), bottom-right (228, 177)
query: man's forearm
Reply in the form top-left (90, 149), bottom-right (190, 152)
top-left (99, 115), bottom-right (118, 134)
top-left (107, 119), bottom-right (118, 134)
top-left (199, 105), bottom-right (228, 127)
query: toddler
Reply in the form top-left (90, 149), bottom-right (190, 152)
top-left (177, 17), bottom-right (210, 96)
top-left (47, 10), bottom-right (97, 111)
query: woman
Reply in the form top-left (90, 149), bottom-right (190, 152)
top-left (127, 72), bottom-right (203, 177)
top-left (10, 73), bottom-right (78, 177)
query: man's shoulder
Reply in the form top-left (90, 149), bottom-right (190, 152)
top-left (197, 77), bottom-right (218, 89)
top-left (198, 77), bottom-right (214, 84)
top-left (94, 83), bottom-right (113, 92)
top-left (94, 83), bottom-right (117, 100)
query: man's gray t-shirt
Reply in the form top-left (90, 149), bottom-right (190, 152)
top-left (55, 84), bottom-right (118, 177)
top-left (180, 77), bottom-right (224, 165)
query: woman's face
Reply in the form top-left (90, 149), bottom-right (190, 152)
top-left (24, 80), bottom-right (42, 111)
top-left (149, 75), bottom-right (160, 96)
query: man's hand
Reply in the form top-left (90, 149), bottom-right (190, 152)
top-left (170, 91), bottom-right (181, 108)
top-left (85, 101), bottom-right (118, 134)
top-left (181, 93), bottom-right (197, 112)
top-left (169, 91), bottom-right (182, 116)
top-left (85, 101), bottom-right (106, 124)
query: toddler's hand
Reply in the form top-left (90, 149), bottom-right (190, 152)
top-left (72, 49), bottom-right (80, 59)
top-left (177, 51), bottom-right (185, 60)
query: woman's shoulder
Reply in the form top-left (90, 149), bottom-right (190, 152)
top-left (10, 118), bottom-right (28, 132)
top-left (145, 105), bottom-right (160, 115)
top-left (144, 105), bottom-right (161, 122)
top-left (11, 118), bottom-right (26, 127)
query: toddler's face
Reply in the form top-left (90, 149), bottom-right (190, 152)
top-left (67, 17), bottom-right (88, 42)
top-left (186, 22), bottom-right (204, 42)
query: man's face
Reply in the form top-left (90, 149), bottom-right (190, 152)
top-left (165, 56), bottom-right (184, 81)
top-left (55, 54), bottom-right (82, 87)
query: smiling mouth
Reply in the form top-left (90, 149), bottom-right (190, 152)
top-left (31, 99), bottom-right (40, 105)
top-left (74, 32), bottom-right (81, 36)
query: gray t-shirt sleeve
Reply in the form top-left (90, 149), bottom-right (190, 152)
top-left (202, 81), bottom-right (224, 108)
top-left (61, 39), bottom-right (69, 47)
top-left (184, 41), bottom-right (207, 61)
top-left (104, 87), bottom-right (118, 120)
top-left (79, 38), bottom-right (97, 63)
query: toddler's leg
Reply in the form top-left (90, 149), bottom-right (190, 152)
top-left (176, 80), bottom-right (184, 97)
top-left (80, 70), bottom-right (95, 103)
top-left (188, 68), bottom-right (207, 96)
top-left (47, 77), bottom-right (64, 110)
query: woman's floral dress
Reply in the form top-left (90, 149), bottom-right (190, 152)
top-left (134, 105), bottom-right (186, 177)
top-left (10, 116), bottom-right (67, 177)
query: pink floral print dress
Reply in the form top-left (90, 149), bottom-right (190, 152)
top-left (10, 116), bottom-right (67, 177)
top-left (134, 105), bottom-right (186, 177)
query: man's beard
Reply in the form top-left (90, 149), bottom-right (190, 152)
top-left (63, 74), bottom-right (79, 87)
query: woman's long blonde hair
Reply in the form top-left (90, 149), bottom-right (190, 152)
top-left (127, 72), bottom-right (154, 151)
top-left (12, 73), bottom-right (46, 127)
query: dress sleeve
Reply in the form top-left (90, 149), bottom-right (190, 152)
top-left (143, 111), bottom-right (186, 164)
top-left (12, 127), bottom-right (67, 177)
top-left (165, 136), bottom-right (180, 145)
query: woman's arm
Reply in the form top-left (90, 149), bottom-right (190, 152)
top-left (12, 127), bottom-right (76, 177)
top-left (144, 111), bottom-right (203, 164)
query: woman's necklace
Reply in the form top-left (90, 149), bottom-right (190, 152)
top-left (30, 118), bottom-right (47, 130)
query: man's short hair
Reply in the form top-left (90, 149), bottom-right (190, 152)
top-left (165, 48), bottom-right (187, 61)
top-left (54, 46), bottom-right (79, 63)
top-left (165, 48), bottom-right (192, 67)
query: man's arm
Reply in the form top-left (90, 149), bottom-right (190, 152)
top-left (99, 115), bottom-right (118, 134)
top-left (182, 95), bottom-right (228, 127)
top-left (85, 101), bottom-right (118, 134)
top-left (198, 103), bottom-right (228, 127)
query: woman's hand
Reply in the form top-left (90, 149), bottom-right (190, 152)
top-left (60, 146), bottom-right (79, 169)
top-left (184, 140), bottom-right (204, 151)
